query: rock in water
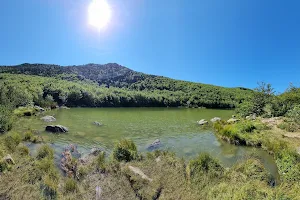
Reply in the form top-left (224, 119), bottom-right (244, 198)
top-left (197, 119), bottom-right (208, 125)
top-left (90, 147), bottom-right (102, 156)
top-left (93, 121), bottom-right (102, 126)
top-left (45, 125), bottom-right (68, 133)
top-left (41, 116), bottom-right (56, 122)
top-left (147, 139), bottom-right (161, 150)
top-left (211, 117), bottom-right (221, 123)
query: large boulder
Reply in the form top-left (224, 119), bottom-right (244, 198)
top-left (147, 139), bottom-right (161, 150)
top-left (46, 125), bottom-right (68, 133)
top-left (211, 117), bottom-right (221, 123)
top-left (41, 116), bottom-right (56, 122)
top-left (197, 119), bottom-right (208, 125)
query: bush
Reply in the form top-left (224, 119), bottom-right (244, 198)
top-left (64, 178), bottom-right (78, 193)
top-left (36, 145), bottom-right (54, 160)
top-left (0, 105), bottom-right (13, 133)
top-left (17, 144), bottom-right (30, 156)
top-left (113, 139), bottom-right (138, 162)
top-left (43, 172), bottom-right (59, 198)
top-left (286, 105), bottom-right (300, 124)
top-left (4, 132), bottom-right (21, 151)
top-left (24, 130), bottom-right (33, 141)
top-left (96, 151), bottom-right (106, 172)
top-left (76, 166), bottom-right (88, 180)
top-left (233, 159), bottom-right (270, 182)
top-left (186, 153), bottom-right (223, 180)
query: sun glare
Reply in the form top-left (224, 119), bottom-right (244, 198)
top-left (88, 0), bottom-right (112, 30)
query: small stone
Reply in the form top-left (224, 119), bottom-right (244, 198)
top-left (211, 117), bottom-right (221, 123)
top-left (41, 116), bottom-right (56, 122)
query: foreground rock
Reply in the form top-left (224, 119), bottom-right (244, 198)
top-left (3, 154), bottom-right (15, 165)
top-left (227, 118), bottom-right (240, 123)
top-left (128, 165), bottom-right (153, 182)
top-left (211, 117), bottom-right (221, 123)
top-left (45, 125), bottom-right (68, 133)
top-left (93, 121), bottom-right (102, 126)
top-left (147, 139), bottom-right (161, 150)
top-left (41, 116), bottom-right (56, 122)
top-left (197, 119), bottom-right (208, 125)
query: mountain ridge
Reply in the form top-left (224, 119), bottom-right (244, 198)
top-left (0, 63), bottom-right (250, 90)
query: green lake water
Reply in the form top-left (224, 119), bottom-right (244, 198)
top-left (12, 108), bottom-right (279, 180)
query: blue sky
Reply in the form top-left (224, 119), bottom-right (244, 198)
top-left (0, 0), bottom-right (299, 92)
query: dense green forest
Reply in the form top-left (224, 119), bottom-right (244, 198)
top-left (0, 63), bottom-right (253, 109)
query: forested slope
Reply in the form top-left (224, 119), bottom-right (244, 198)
top-left (0, 63), bottom-right (253, 108)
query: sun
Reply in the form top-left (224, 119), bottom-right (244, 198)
top-left (88, 0), bottom-right (112, 30)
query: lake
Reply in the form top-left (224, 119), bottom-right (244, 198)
top-left (12, 107), bottom-right (279, 179)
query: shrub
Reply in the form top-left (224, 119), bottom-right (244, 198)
top-left (286, 105), bottom-right (300, 124)
top-left (0, 105), bottom-right (13, 133)
top-left (113, 139), bottom-right (138, 162)
top-left (186, 153), bottom-right (223, 180)
top-left (37, 158), bottom-right (54, 173)
top-left (64, 178), bottom-right (78, 193)
top-left (96, 151), bottom-right (106, 172)
top-left (233, 159), bottom-right (270, 182)
top-left (24, 130), bottom-right (33, 141)
top-left (4, 132), bottom-right (21, 151)
top-left (43, 173), bottom-right (59, 198)
top-left (36, 145), bottom-right (54, 160)
top-left (17, 144), bottom-right (30, 156)
top-left (76, 166), bottom-right (88, 180)
top-left (0, 160), bottom-right (10, 172)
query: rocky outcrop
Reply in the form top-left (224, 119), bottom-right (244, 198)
top-left (93, 121), bottom-right (102, 126)
top-left (147, 139), bottom-right (161, 150)
top-left (41, 116), bottom-right (56, 122)
top-left (211, 117), bottom-right (221, 123)
top-left (197, 119), bottom-right (208, 125)
top-left (45, 125), bottom-right (68, 133)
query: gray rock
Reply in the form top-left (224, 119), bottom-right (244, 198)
top-left (211, 117), bottom-right (221, 123)
top-left (197, 119), bottom-right (208, 125)
top-left (3, 154), bottom-right (15, 165)
top-left (34, 105), bottom-right (45, 112)
top-left (45, 125), bottom-right (68, 133)
top-left (246, 114), bottom-right (257, 120)
top-left (147, 139), bottom-right (161, 150)
top-left (41, 116), bottom-right (56, 122)
top-left (128, 166), bottom-right (153, 182)
top-left (93, 121), bottom-right (102, 126)
top-left (227, 118), bottom-right (240, 123)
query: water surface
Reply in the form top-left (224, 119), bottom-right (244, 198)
top-left (13, 108), bottom-right (279, 179)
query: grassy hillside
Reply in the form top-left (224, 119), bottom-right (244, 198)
top-left (0, 63), bottom-right (253, 109)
